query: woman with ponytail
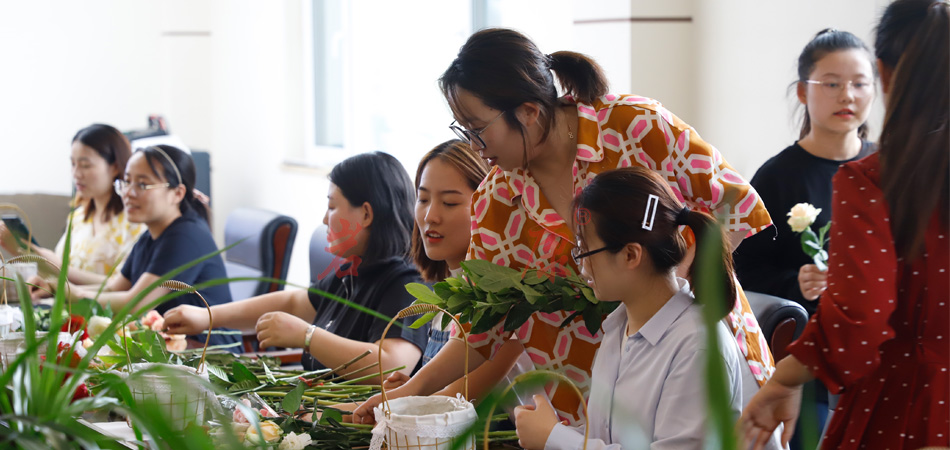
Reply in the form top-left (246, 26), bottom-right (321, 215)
top-left (741, 1), bottom-right (949, 448)
top-left (512, 166), bottom-right (771, 449)
top-left (356, 27), bottom-right (775, 426)
top-left (30, 145), bottom-right (239, 348)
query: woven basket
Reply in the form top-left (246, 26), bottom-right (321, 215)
top-left (370, 304), bottom-right (477, 450)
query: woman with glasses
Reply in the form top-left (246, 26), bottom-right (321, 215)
top-left (355, 27), bottom-right (774, 426)
top-left (165, 151), bottom-right (429, 382)
top-left (0, 124), bottom-right (144, 285)
top-left (513, 166), bottom-right (755, 449)
top-left (741, 1), bottom-right (948, 448)
top-left (29, 145), bottom-right (239, 349)
top-left (734, 29), bottom-right (876, 316)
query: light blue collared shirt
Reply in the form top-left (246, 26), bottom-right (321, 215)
top-left (544, 279), bottom-right (744, 450)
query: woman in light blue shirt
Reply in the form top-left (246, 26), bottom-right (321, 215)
top-left (513, 166), bottom-right (752, 449)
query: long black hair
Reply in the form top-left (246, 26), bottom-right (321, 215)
top-left (329, 151), bottom-right (415, 264)
top-left (137, 145), bottom-right (209, 225)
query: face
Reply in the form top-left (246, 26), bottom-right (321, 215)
top-left (576, 225), bottom-right (624, 303)
top-left (799, 49), bottom-right (875, 136)
top-left (322, 183), bottom-right (370, 259)
top-left (415, 158), bottom-right (476, 269)
top-left (452, 88), bottom-right (540, 171)
top-left (71, 141), bottom-right (118, 200)
top-left (121, 152), bottom-right (183, 225)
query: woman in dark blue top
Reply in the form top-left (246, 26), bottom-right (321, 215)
top-left (33, 145), bottom-right (238, 348)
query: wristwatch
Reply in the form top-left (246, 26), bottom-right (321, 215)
top-left (303, 325), bottom-right (317, 354)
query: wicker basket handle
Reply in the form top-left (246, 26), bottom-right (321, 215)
top-left (0, 203), bottom-right (35, 306)
top-left (377, 303), bottom-right (469, 418)
top-left (482, 370), bottom-right (590, 450)
top-left (124, 280), bottom-right (213, 374)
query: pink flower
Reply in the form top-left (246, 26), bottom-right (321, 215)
top-left (142, 310), bottom-right (163, 329)
top-left (233, 399), bottom-right (255, 424)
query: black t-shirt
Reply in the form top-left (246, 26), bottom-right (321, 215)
top-left (302, 256), bottom-right (429, 373)
top-left (121, 209), bottom-right (239, 348)
top-left (734, 141), bottom-right (875, 314)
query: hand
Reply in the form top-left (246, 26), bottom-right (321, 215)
top-left (798, 264), bottom-right (828, 301)
top-left (352, 381), bottom-right (420, 425)
top-left (27, 275), bottom-right (53, 301)
top-left (738, 379), bottom-right (802, 450)
top-left (513, 394), bottom-right (566, 450)
top-left (255, 311), bottom-right (311, 349)
top-left (163, 305), bottom-right (212, 335)
top-left (0, 223), bottom-right (19, 254)
top-left (382, 372), bottom-right (410, 390)
top-left (193, 189), bottom-right (211, 208)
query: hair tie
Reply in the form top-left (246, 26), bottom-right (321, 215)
top-left (675, 207), bottom-right (691, 226)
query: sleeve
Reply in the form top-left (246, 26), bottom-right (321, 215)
top-left (545, 424), bottom-right (620, 450)
top-left (651, 339), bottom-right (710, 450)
top-left (786, 161), bottom-right (898, 393)
top-left (665, 119), bottom-right (772, 237)
top-left (143, 228), bottom-right (205, 286)
top-left (366, 272), bottom-right (429, 353)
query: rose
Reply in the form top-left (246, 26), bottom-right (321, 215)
top-left (278, 431), bottom-right (313, 450)
top-left (244, 421), bottom-right (281, 444)
top-left (787, 202), bottom-right (832, 272)
top-left (86, 316), bottom-right (112, 339)
top-left (787, 203), bottom-right (821, 233)
top-left (165, 334), bottom-right (187, 352)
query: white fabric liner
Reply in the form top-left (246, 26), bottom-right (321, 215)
top-left (370, 395), bottom-right (477, 450)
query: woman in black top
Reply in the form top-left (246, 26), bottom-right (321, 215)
top-left (734, 29), bottom-right (876, 313)
top-left (165, 152), bottom-right (428, 380)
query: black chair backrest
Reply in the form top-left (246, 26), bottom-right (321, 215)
top-left (309, 225), bottom-right (336, 286)
top-left (224, 208), bottom-right (297, 300)
top-left (745, 291), bottom-right (809, 361)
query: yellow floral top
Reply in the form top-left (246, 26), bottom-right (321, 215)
top-left (54, 204), bottom-right (145, 276)
top-left (464, 94), bottom-right (774, 424)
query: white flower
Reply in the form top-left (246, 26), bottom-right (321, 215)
top-left (244, 421), bottom-right (281, 445)
top-left (787, 203), bottom-right (822, 233)
top-left (278, 431), bottom-right (313, 450)
top-left (86, 316), bottom-right (112, 339)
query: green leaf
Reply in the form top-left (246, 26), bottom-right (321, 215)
top-left (521, 270), bottom-right (548, 285)
top-left (319, 407), bottom-right (344, 425)
top-left (282, 381), bottom-right (307, 413)
top-left (406, 283), bottom-right (444, 304)
top-left (446, 292), bottom-right (469, 310)
top-left (503, 301), bottom-right (535, 332)
top-left (433, 282), bottom-right (454, 299)
top-left (445, 277), bottom-right (464, 288)
top-left (262, 360), bottom-right (278, 384)
top-left (228, 379), bottom-right (264, 393)
top-left (231, 361), bottom-right (259, 384)
top-left (519, 284), bottom-right (545, 305)
top-left (410, 312), bottom-right (437, 329)
top-left (206, 364), bottom-right (230, 383)
top-left (477, 273), bottom-right (517, 293)
top-left (581, 306), bottom-right (604, 336)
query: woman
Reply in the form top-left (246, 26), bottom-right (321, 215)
top-left (514, 167), bottom-right (749, 449)
top-left (735, 29), bottom-right (876, 313)
top-left (30, 145), bottom-right (238, 348)
top-left (740, 1), bottom-right (949, 448)
top-left (0, 124), bottom-right (143, 284)
top-left (164, 151), bottom-right (428, 381)
top-left (356, 27), bottom-right (774, 425)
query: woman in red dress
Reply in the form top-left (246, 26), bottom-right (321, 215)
top-left (739, 1), bottom-right (949, 449)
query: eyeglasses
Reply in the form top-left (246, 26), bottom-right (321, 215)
top-left (449, 110), bottom-right (505, 150)
top-left (114, 179), bottom-right (170, 196)
top-left (570, 245), bottom-right (617, 263)
top-left (802, 79), bottom-right (873, 99)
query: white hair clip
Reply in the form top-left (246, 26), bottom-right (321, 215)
top-left (642, 194), bottom-right (659, 231)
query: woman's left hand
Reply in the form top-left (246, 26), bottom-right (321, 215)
top-left (255, 311), bottom-right (311, 349)
top-left (513, 394), bottom-right (566, 450)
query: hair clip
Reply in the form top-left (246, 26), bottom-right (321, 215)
top-left (642, 194), bottom-right (659, 231)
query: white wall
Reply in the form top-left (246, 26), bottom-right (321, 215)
top-left (0, 0), bottom-right (892, 287)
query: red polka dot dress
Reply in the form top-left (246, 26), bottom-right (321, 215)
top-left (787, 153), bottom-right (949, 449)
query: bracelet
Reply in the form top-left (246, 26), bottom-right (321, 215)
top-left (303, 325), bottom-right (317, 353)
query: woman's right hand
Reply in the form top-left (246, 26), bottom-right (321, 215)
top-left (798, 264), bottom-right (828, 301)
top-left (352, 380), bottom-right (420, 425)
top-left (163, 305), bottom-right (210, 335)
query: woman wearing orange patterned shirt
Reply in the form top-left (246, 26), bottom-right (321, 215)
top-left (355, 28), bottom-right (774, 427)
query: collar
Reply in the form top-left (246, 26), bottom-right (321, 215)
top-left (603, 278), bottom-right (694, 346)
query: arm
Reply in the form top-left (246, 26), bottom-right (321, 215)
top-left (432, 338), bottom-right (524, 399)
top-left (302, 329), bottom-right (421, 383)
top-left (164, 289), bottom-right (312, 334)
top-left (739, 356), bottom-right (810, 449)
